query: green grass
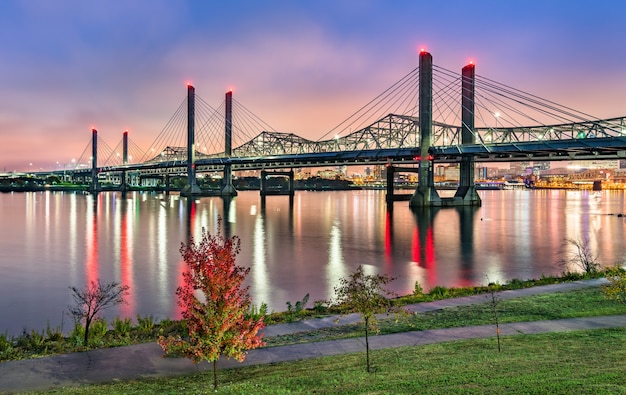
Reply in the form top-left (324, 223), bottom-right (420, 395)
top-left (32, 328), bottom-right (626, 394)
top-left (8, 278), bottom-right (626, 394)
top-left (266, 286), bottom-right (626, 347)
top-left (3, 281), bottom-right (625, 362)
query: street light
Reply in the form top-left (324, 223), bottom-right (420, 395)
top-left (494, 112), bottom-right (500, 128)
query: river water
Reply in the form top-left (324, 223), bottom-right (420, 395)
top-left (1, 189), bottom-right (624, 336)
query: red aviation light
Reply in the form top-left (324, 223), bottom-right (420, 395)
top-left (419, 47), bottom-right (426, 54)
top-left (186, 81), bottom-right (193, 87)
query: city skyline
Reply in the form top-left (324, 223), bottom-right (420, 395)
top-left (2, 0), bottom-right (626, 171)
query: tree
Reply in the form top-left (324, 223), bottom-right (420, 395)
top-left (333, 265), bottom-right (396, 373)
top-left (68, 279), bottom-right (129, 345)
top-left (158, 225), bottom-right (265, 391)
top-left (560, 236), bottom-right (600, 275)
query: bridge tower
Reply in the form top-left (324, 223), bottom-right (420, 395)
top-left (123, 130), bottom-right (128, 165)
top-left (182, 83), bottom-right (202, 196)
top-left (120, 130), bottom-right (128, 193)
top-left (453, 62), bottom-right (481, 206)
top-left (410, 50), bottom-right (441, 208)
top-left (221, 89), bottom-right (237, 196)
top-left (90, 128), bottom-right (100, 194)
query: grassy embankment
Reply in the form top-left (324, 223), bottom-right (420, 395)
top-left (16, 279), bottom-right (626, 394)
top-left (0, 272), bottom-right (610, 361)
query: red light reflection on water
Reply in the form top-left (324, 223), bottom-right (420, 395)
top-left (85, 196), bottom-right (99, 285)
top-left (384, 211), bottom-right (393, 266)
top-left (412, 219), bottom-right (437, 286)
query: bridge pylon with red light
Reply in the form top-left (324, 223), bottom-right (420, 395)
top-left (410, 51), bottom-right (481, 208)
top-left (181, 83), bottom-right (202, 196)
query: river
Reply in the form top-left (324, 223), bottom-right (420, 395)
top-left (0, 189), bottom-right (624, 336)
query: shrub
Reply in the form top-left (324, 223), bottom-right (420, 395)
top-left (313, 300), bottom-right (328, 314)
top-left (286, 294), bottom-right (310, 322)
top-left (113, 317), bottom-right (132, 338)
top-left (88, 318), bottom-right (109, 346)
top-left (413, 281), bottom-right (424, 296)
top-left (428, 286), bottom-right (449, 299)
top-left (603, 266), bottom-right (626, 305)
top-left (0, 332), bottom-right (13, 353)
top-left (45, 322), bottom-right (64, 342)
top-left (136, 314), bottom-right (156, 332)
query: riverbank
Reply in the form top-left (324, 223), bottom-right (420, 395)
top-left (1, 278), bottom-right (625, 393)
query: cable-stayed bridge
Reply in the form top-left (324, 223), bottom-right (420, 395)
top-left (38, 51), bottom-right (626, 206)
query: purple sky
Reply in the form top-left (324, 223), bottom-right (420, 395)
top-left (1, 0), bottom-right (625, 171)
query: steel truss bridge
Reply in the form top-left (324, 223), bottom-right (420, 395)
top-left (82, 114), bottom-right (626, 180)
top-left (46, 53), bottom-right (626, 185)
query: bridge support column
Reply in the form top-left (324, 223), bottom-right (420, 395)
top-left (410, 50), bottom-right (441, 208)
top-left (182, 84), bottom-right (202, 196)
top-left (123, 130), bottom-right (129, 165)
top-left (221, 90), bottom-right (238, 196)
top-left (260, 169), bottom-right (295, 197)
top-left (453, 62), bottom-right (481, 206)
top-left (386, 164), bottom-right (419, 209)
top-left (90, 128), bottom-right (100, 194)
top-left (120, 170), bottom-right (128, 193)
top-left (120, 130), bottom-right (129, 194)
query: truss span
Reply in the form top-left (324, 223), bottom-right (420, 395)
top-left (140, 114), bottom-right (626, 166)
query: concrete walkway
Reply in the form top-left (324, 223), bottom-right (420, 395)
top-left (1, 278), bottom-right (623, 393)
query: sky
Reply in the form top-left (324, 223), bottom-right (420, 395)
top-left (1, 0), bottom-right (626, 172)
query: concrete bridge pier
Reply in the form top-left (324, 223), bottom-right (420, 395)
top-left (89, 128), bottom-right (100, 194)
top-left (410, 52), bottom-right (481, 208)
top-left (410, 50), bottom-right (441, 208)
top-left (181, 84), bottom-right (202, 196)
top-left (386, 164), bottom-right (419, 209)
top-left (120, 170), bottom-right (128, 194)
top-left (452, 62), bottom-right (481, 206)
top-left (260, 169), bottom-right (295, 197)
top-left (120, 130), bottom-right (129, 195)
top-left (221, 90), bottom-right (238, 196)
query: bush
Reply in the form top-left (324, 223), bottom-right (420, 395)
top-left (0, 332), bottom-right (13, 353)
top-left (69, 323), bottom-right (86, 346)
top-left (285, 294), bottom-right (310, 322)
top-left (136, 314), bottom-right (156, 332)
top-left (88, 318), bottom-right (109, 346)
top-left (603, 266), bottom-right (626, 305)
top-left (113, 317), bottom-right (132, 338)
top-left (428, 286), bottom-right (450, 299)
top-left (45, 322), bottom-right (64, 342)
top-left (413, 281), bottom-right (424, 296)
top-left (16, 329), bottom-right (46, 351)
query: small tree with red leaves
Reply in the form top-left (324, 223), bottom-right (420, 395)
top-left (158, 225), bottom-right (265, 390)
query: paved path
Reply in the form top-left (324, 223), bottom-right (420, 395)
top-left (1, 278), bottom-right (623, 393)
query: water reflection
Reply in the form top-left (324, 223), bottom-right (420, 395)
top-left (411, 208), bottom-right (438, 285)
top-left (117, 196), bottom-right (135, 317)
top-left (457, 207), bottom-right (478, 286)
top-left (252, 207), bottom-right (269, 306)
top-left (2, 190), bottom-right (626, 336)
top-left (85, 195), bottom-right (99, 286)
top-left (327, 218), bottom-right (347, 297)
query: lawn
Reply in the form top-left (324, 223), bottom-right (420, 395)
top-left (34, 328), bottom-right (626, 394)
